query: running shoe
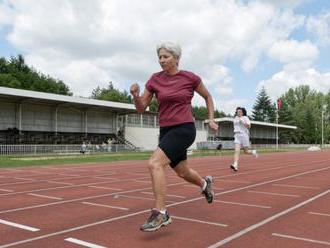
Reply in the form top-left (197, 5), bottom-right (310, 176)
top-left (140, 209), bottom-right (172, 232)
top-left (230, 164), bottom-right (238, 172)
top-left (202, 176), bottom-right (215, 203)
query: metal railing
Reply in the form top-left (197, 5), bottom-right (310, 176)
top-left (0, 144), bottom-right (138, 155)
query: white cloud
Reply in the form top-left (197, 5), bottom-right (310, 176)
top-left (0, 0), bottom-right (14, 27)
top-left (258, 67), bottom-right (330, 100)
top-left (306, 11), bottom-right (330, 45)
top-left (268, 39), bottom-right (319, 65)
top-left (2, 0), bottom-right (306, 101)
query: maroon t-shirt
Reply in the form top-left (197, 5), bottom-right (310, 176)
top-left (146, 70), bottom-right (201, 127)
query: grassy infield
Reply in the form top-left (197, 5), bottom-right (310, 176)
top-left (0, 148), bottom-right (300, 168)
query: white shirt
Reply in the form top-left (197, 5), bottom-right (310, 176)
top-left (233, 116), bottom-right (250, 135)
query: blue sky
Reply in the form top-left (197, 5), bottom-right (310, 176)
top-left (0, 0), bottom-right (330, 114)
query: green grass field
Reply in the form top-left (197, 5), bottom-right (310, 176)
top-left (0, 148), bottom-right (306, 168)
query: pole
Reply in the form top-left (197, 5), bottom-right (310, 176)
top-left (276, 109), bottom-right (279, 150)
top-left (321, 106), bottom-right (324, 149)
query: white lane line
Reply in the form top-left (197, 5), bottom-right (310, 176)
top-left (272, 233), bottom-right (330, 246)
top-left (0, 219), bottom-right (40, 232)
top-left (214, 200), bottom-right (271, 209)
top-left (218, 179), bottom-right (251, 184)
top-left (141, 191), bottom-right (186, 199)
top-left (28, 193), bottom-right (63, 200)
top-left (115, 194), bottom-right (176, 203)
top-left (248, 190), bottom-right (300, 198)
top-left (0, 188), bottom-right (14, 192)
top-left (65, 237), bottom-right (106, 248)
top-left (88, 185), bottom-right (122, 191)
top-left (309, 212), bottom-right (330, 217)
top-left (172, 215), bottom-right (227, 227)
top-left (2, 165), bottom-right (329, 216)
top-left (133, 179), bottom-right (149, 184)
top-left (207, 189), bottom-right (330, 248)
top-left (14, 177), bottom-right (36, 181)
top-left (82, 202), bottom-right (129, 211)
top-left (272, 184), bottom-right (319, 189)
top-left (47, 181), bottom-right (75, 186)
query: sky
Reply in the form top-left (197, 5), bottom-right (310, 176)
top-left (0, 0), bottom-right (330, 115)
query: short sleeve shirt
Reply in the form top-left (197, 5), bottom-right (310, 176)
top-left (233, 116), bottom-right (251, 135)
top-left (146, 70), bottom-right (201, 127)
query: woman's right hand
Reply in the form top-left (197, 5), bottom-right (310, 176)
top-left (130, 83), bottom-right (140, 98)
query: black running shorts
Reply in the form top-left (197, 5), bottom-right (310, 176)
top-left (158, 122), bottom-right (196, 168)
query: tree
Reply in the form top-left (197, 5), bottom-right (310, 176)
top-left (252, 87), bottom-right (276, 122)
top-left (91, 82), bottom-right (132, 103)
top-left (0, 55), bottom-right (72, 95)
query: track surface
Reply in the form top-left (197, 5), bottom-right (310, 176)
top-left (0, 150), bottom-right (329, 248)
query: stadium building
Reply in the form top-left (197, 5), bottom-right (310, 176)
top-left (0, 87), bottom-right (296, 153)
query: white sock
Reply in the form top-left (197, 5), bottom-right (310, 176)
top-left (233, 162), bottom-right (238, 167)
top-left (159, 209), bottom-right (167, 215)
top-left (201, 179), bottom-right (207, 191)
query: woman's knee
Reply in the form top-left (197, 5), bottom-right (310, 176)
top-left (148, 158), bottom-right (163, 172)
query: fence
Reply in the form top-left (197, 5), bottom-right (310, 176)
top-left (0, 144), bottom-right (137, 156)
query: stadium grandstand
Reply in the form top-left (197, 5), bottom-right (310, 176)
top-left (0, 87), bottom-right (297, 154)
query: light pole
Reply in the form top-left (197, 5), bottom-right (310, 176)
top-left (321, 104), bottom-right (327, 148)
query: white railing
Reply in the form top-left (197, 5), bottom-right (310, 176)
top-left (0, 144), bottom-right (137, 155)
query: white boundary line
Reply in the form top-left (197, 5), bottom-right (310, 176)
top-left (82, 202), bottom-right (129, 211)
top-left (1, 166), bottom-right (330, 247)
top-left (141, 191), bottom-right (186, 199)
top-left (2, 165), bottom-right (330, 215)
top-left (0, 188), bottom-right (14, 192)
top-left (172, 215), bottom-right (227, 227)
top-left (0, 219), bottom-right (40, 232)
top-left (65, 237), bottom-right (106, 248)
top-left (272, 233), bottom-right (330, 246)
top-left (217, 179), bottom-right (251, 184)
top-left (214, 200), bottom-right (271, 209)
top-left (309, 212), bottom-right (330, 217)
top-left (88, 186), bottom-right (122, 191)
top-left (272, 184), bottom-right (319, 189)
top-left (207, 189), bottom-right (330, 247)
top-left (28, 193), bottom-right (63, 200)
top-left (248, 190), bottom-right (300, 198)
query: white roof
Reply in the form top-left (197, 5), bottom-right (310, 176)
top-left (0, 86), bottom-right (136, 111)
top-left (206, 117), bottom-right (297, 129)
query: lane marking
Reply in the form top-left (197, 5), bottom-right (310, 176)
top-left (82, 201), bottom-right (129, 211)
top-left (28, 193), bottom-right (63, 200)
top-left (47, 181), bottom-right (75, 186)
top-left (218, 179), bottom-right (251, 184)
top-left (65, 237), bottom-right (106, 248)
top-left (272, 233), bottom-right (330, 246)
top-left (309, 212), bottom-right (330, 217)
top-left (207, 189), bottom-right (330, 247)
top-left (214, 200), bottom-right (271, 209)
top-left (0, 219), bottom-right (39, 232)
top-left (2, 166), bottom-right (330, 248)
top-left (272, 184), bottom-right (319, 189)
top-left (141, 191), bottom-right (186, 199)
top-left (0, 188), bottom-right (14, 192)
top-left (248, 190), bottom-right (300, 198)
top-left (115, 194), bottom-right (176, 203)
top-left (88, 186), bottom-right (122, 191)
top-left (2, 165), bottom-right (330, 216)
top-left (172, 215), bottom-right (227, 227)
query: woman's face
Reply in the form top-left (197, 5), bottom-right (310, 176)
top-left (158, 48), bottom-right (178, 72)
top-left (237, 109), bottom-right (243, 117)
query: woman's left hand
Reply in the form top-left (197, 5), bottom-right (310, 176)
top-left (209, 120), bottom-right (219, 131)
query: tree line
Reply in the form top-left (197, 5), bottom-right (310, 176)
top-left (1, 55), bottom-right (329, 144)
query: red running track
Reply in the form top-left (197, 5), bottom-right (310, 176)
top-left (0, 150), bottom-right (329, 248)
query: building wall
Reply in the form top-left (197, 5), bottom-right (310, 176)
top-left (124, 126), bottom-right (208, 151)
top-left (0, 101), bottom-right (117, 134)
top-left (0, 102), bottom-right (16, 129)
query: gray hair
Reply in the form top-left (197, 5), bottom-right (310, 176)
top-left (156, 42), bottom-right (182, 59)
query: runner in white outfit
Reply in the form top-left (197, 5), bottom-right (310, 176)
top-left (231, 107), bottom-right (258, 172)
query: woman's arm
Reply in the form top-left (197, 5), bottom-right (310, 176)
top-left (130, 83), bottom-right (153, 113)
top-left (195, 82), bottom-right (218, 131)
